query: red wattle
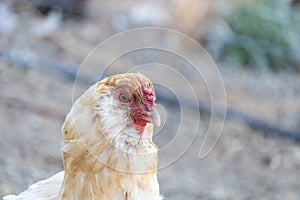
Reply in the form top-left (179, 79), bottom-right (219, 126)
top-left (134, 119), bottom-right (147, 127)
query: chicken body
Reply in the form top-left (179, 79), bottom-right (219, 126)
top-left (3, 73), bottom-right (163, 200)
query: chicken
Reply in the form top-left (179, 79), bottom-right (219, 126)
top-left (3, 73), bottom-right (163, 200)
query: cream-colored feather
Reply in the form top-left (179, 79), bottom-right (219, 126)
top-left (3, 73), bottom-right (163, 200)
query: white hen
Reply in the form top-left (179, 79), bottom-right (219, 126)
top-left (3, 73), bottom-right (163, 200)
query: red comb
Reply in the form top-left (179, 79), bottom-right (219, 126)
top-left (143, 88), bottom-right (155, 107)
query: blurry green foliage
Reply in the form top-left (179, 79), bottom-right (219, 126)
top-left (210, 0), bottom-right (300, 72)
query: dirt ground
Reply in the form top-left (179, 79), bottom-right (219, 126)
top-left (1, 1), bottom-right (300, 200)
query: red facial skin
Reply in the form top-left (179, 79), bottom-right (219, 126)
top-left (114, 87), bottom-right (156, 136)
top-left (130, 88), bottom-right (156, 136)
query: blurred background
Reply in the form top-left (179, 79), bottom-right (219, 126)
top-left (1, 0), bottom-right (300, 199)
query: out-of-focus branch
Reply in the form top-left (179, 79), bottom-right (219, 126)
top-left (1, 52), bottom-right (300, 142)
top-left (0, 93), bottom-right (68, 119)
top-left (155, 88), bottom-right (300, 142)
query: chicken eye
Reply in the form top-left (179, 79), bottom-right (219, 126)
top-left (119, 93), bottom-right (129, 103)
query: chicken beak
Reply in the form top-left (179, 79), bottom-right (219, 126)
top-left (148, 108), bottom-right (161, 127)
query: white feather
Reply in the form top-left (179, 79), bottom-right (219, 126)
top-left (3, 171), bottom-right (64, 200)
